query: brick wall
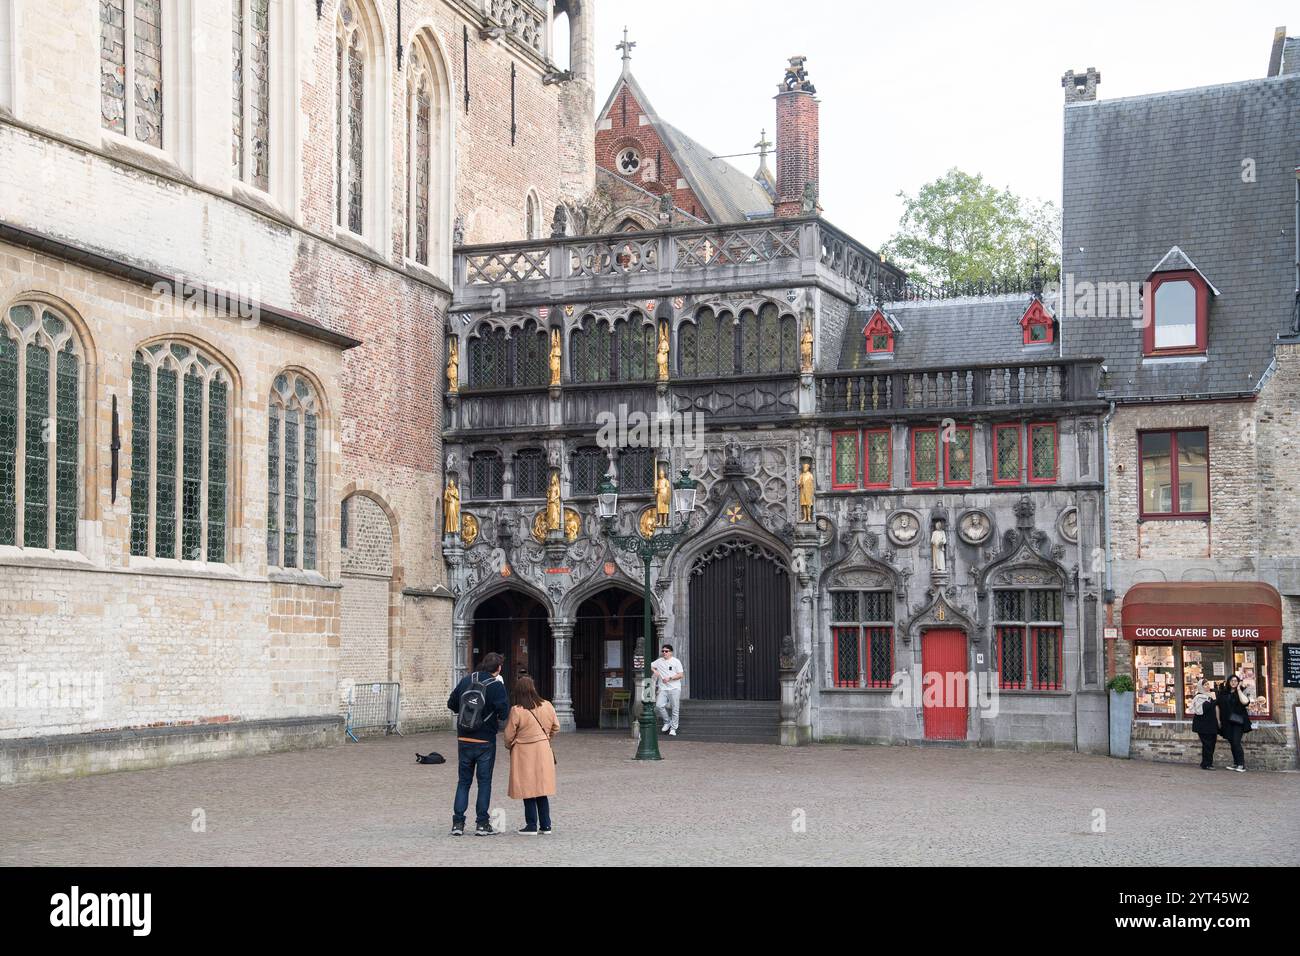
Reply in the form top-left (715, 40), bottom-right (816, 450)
top-left (774, 89), bottom-right (818, 217)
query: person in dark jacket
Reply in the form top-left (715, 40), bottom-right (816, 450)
top-left (447, 652), bottom-right (511, 835)
top-left (1189, 679), bottom-right (1218, 770)
top-left (1215, 674), bottom-right (1254, 773)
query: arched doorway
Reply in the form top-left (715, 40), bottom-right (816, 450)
top-left (688, 539), bottom-right (789, 700)
top-left (472, 590), bottom-right (552, 700)
top-left (340, 492), bottom-right (396, 711)
top-left (573, 587), bottom-right (646, 728)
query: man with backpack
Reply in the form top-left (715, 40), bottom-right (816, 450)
top-left (447, 652), bottom-right (511, 836)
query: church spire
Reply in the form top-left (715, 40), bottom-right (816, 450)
top-left (617, 26), bottom-right (636, 75)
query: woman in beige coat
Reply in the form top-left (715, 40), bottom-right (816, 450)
top-left (504, 675), bottom-right (559, 834)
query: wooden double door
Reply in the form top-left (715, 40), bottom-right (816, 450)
top-left (688, 540), bottom-right (788, 700)
top-left (572, 589), bottom-right (646, 729)
top-left (471, 591), bottom-right (552, 699)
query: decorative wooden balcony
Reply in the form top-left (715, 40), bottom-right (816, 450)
top-left (452, 215), bottom-right (908, 311)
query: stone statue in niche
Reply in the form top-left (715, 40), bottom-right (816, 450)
top-left (549, 327), bottom-right (562, 387)
top-left (798, 461), bottom-right (815, 522)
top-left (446, 337), bottom-right (459, 394)
top-left (930, 519), bottom-right (948, 575)
top-left (800, 317), bottom-right (814, 372)
top-left (655, 465), bottom-right (672, 526)
top-left (656, 321), bottom-right (670, 381)
top-left (444, 477), bottom-right (461, 536)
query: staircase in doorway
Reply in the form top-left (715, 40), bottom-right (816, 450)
top-left (670, 700), bottom-right (781, 744)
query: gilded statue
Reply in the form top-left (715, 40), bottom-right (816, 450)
top-left (799, 318), bottom-right (814, 372)
top-left (461, 513), bottom-right (479, 547)
top-left (655, 466), bottom-right (672, 527)
top-left (656, 321), bottom-right (670, 381)
top-left (638, 506), bottom-right (657, 539)
top-left (549, 327), bottom-right (562, 387)
top-left (546, 472), bottom-right (563, 531)
top-left (798, 461), bottom-right (815, 522)
top-left (446, 337), bottom-right (459, 394)
top-left (444, 477), bottom-right (461, 535)
top-left (563, 507), bottom-right (581, 542)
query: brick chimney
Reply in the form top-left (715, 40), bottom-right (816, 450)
top-left (774, 56), bottom-right (819, 218)
top-left (1061, 67), bottom-right (1101, 104)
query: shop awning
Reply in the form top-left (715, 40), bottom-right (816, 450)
top-left (1122, 582), bottom-right (1282, 642)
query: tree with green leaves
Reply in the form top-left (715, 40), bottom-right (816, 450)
top-left (880, 168), bottom-right (1060, 289)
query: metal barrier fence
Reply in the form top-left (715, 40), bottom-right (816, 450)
top-left (345, 681), bottom-right (402, 742)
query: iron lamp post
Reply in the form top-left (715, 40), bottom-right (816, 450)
top-left (597, 469), bottom-right (699, 760)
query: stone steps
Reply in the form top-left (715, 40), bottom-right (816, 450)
top-left (667, 700), bottom-right (782, 744)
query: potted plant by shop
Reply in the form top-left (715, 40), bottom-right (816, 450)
top-left (1106, 674), bottom-right (1136, 758)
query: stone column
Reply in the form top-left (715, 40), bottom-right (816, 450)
top-left (551, 620), bottom-right (576, 732)
top-left (452, 622), bottom-right (472, 688)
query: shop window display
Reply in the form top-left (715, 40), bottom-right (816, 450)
top-left (1134, 643), bottom-right (1176, 715)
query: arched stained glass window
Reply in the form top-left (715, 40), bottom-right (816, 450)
top-left (570, 319), bottom-right (612, 384)
top-left (0, 303), bottom-right (84, 551)
top-left (406, 46), bottom-right (434, 264)
top-left (514, 320), bottom-right (550, 387)
top-left (571, 314), bottom-right (651, 384)
top-left (679, 307), bottom-right (736, 378)
top-left (616, 317), bottom-right (656, 382)
top-left (100, 0), bottom-right (163, 148)
top-left (129, 341), bottom-right (231, 562)
top-left (336, 2), bottom-right (366, 235)
top-left (267, 372), bottom-right (321, 571)
top-left (232, 0), bottom-right (271, 190)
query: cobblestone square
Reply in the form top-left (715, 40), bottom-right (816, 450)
top-left (2, 733), bottom-right (1296, 866)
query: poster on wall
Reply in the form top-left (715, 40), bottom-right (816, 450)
top-left (1283, 643), bottom-right (1300, 689)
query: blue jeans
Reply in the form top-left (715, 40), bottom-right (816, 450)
top-left (523, 796), bottom-right (551, 831)
top-left (453, 740), bottom-right (496, 826)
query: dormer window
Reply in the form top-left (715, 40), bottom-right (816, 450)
top-left (1019, 299), bottom-right (1054, 346)
top-left (1144, 260), bottom-right (1211, 356)
top-left (863, 309), bottom-right (894, 357)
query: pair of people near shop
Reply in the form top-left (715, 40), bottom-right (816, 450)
top-left (1190, 673), bottom-right (1254, 772)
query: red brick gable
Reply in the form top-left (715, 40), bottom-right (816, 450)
top-left (595, 80), bottom-right (711, 223)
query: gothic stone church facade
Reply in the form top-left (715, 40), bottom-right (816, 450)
top-left (443, 57), bottom-right (1112, 750)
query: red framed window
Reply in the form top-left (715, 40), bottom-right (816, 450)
top-left (831, 430), bottom-right (859, 489)
top-left (863, 309), bottom-right (894, 355)
top-left (1143, 270), bottom-right (1209, 356)
top-left (993, 423), bottom-right (1022, 485)
top-left (1019, 299), bottom-right (1054, 345)
top-left (1138, 429), bottom-right (1209, 518)
top-left (943, 425), bottom-right (973, 486)
top-left (910, 427), bottom-right (938, 487)
top-left (863, 428), bottom-right (892, 488)
top-left (1028, 422), bottom-right (1058, 483)
top-left (994, 588), bottom-right (1063, 691)
top-left (830, 590), bottom-right (895, 688)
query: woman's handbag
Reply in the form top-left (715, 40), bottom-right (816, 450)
top-left (530, 707), bottom-right (557, 765)
top-left (1229, 711), bottom-right (1246, 726)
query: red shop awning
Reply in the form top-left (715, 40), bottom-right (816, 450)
top-left (1122, 582), bottom-right (1282, 642)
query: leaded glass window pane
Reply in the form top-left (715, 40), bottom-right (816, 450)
top-left (696, 310), bottom-right (718, 376)
top-left (1029, 589), bottom-right (1062, 622)
top-left (133, 0), bottom-right (163, 148)
top-left (181, 371), bottom-right (203, 560)
top-left (232, 0), bottom-right (243, 174)
top-left (780, 315), bottom-right (797, 372)
top-left (718, 313), bottom-right (736, 374)
top-left (616, 320), bottom-right (653, 382)
top-left (414, 74), bottom-right (431, 264)
top-left (831, 591), bottom-right (858, 622)
top-left (867, 626), bottom-right (893, 686)
top-left (832, 432), bottom-right (857, 487)
top-left (740, 310), bottom-right (760, 374)
top-left (284, 408), bottom-right (299, 568)
top-left (913, 429), bottom-right (937, 484)
top-left (154, 366), bottom-right (177, 559)
top-left (996, 426), bottom-right (1020, 482)
top-left (267, 405), bottom-right (280, 566)
top-left (863, 590), bottom-right (893, 622)
top-left (515, 324), bottom-right (548, 387)
top-left (249, 0), bottom-right (270, 191)
top-left (620, 447), bottom-right (654, 492)
top-left (998, 626), bottom-right (1026, 689)
top-left (833, 626), bottom-right (859, 687)
top-left (993, 590), bottom-right (1024, 623)
top-left (55, 347), bottom-right (79, 550)
top-left (469, 330), bottom-right (507, 389)
top-left (23, 345), bottom-right (49, 548)
top-left (346, 31), bottom-right (364, 234)
top-left (470, 453), bottom-right (502, 500)
top-left (129, 357), bottom-right (150, 556)
top-left (1034, 627), bottom-right (1062, 689)
top-left (571, 447), bottom-right (603, 496)
top-left (514, 448), bottom-right (546, 498)
top-left (0, 330), bottom-right (17, 545)
top-left (946, 428), bottom-right (972, 483)
top-left (757, 305), bottom-right (781, 373)
top-left (303, 412), bottom-right (317, 570)
top-left (206, 379), bottom-right (227, 563)
top-left (100, 0), bottom-right (127, 134)
top-left (572, 325), bottom-right (611, 384)
top-left (866, 429), bottom-right (890, 486)
top-left (1030, 424), bottom-right (1056, 481)
top-left (679, 322), bottom-right (697, 377)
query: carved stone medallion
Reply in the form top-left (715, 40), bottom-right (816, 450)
top-left (1058, 507), bottom-right (1079, 544)
top-left (957, 509), bottom-right (992, 546)
top-left (887, 510), bottom-right (922, 548)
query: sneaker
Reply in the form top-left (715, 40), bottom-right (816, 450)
top-left (1200, 765), bottom-right (1215, 771)
top-left (668, 729), bottom-right (677, 736)
top-left (450, 823), bottom-right (465, 836)
top-left (475, 822), bottom-right (499, 836)
top-left (517, 826), bottom-right (539, 836)
top-left (538, 828), bottom-right (553, 835)
top-left (661, 723), bottom-right (670, 732)
top-left (1232, 765), bottom-right (1246, 773)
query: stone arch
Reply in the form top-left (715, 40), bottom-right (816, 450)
top-left (455, 573), bottom-right (555, 626)
top-left (339, 484), bottom-right (403, 710)
top-left (404, 22), bottom-right (455, 279)
top-left (559, 564), bottom-right (662, 623)
top-left (333, 0), bottom-right (393, 247)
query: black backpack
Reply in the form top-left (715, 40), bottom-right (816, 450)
top-left (456, 673), bottom-right (491, 734)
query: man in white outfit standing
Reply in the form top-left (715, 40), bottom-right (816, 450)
top-left (651, 643), bottom-right (685, 736)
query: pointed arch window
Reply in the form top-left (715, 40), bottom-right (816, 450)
top-left (99, 0), bottom-right (164, 148)
top-left (267, 372), bottom-right (320, 570)
top-left (570, 314), bottom-right (654, 383)
top-left (231, 0), bottom-right (271, 190)
top-left (129, 342), bottom-right (230, 562)
top-left (406, 44), bottom-right (434, 265)
top-left (466, 321), bottom-right (549, 389)
top-left (0, 303), bottom-right (84, 551)
top-left (336, 2), bottom-right (367, 235)
top-left (525, 192), bottom-right (540, 240)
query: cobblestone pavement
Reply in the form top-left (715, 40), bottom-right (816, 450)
top-left (3, 732), bottom-right (1297, 866)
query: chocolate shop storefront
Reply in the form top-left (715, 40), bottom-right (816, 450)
top-left (1120, 582), bottom-right (1298, 770)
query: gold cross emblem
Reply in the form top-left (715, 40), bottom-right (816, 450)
top-left (726, 505), bottom-right (743, 524)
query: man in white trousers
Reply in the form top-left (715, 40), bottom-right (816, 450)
top-left (651, 643), bottom-right (685, 736)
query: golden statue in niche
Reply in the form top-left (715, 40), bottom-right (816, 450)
top-left (461, 513), bottom-right (479, 547)
top-left (800, 317), bottom-right (814, 372)
top-left (655, 465), bottom-right (672, 527)
top-left (532, 510), bottom-right (548, 543)
top-left (549, 327), bottom-right (562, 387)
top-left (563, 507), bottom-right (581, 542)
top-left (444, 477), bottom-right (461, 535)
top-left (798, 461), bottom-right (815, 522)
top-left (446, 337), bottom-right (459, 394)
top-left (546, 472), bottom-right (563, 531)
top-left (656, 320), bottom-right (670, 381)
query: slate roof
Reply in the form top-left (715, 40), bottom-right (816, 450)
top-left (1060, 73), bottom-right (1300, 401)
top-left (1284, 37), bottom-right (1300, 75)
top-left (837, 295), bottom-right (1056, 370)
top-left (597, 70), bottom-right (774, 224)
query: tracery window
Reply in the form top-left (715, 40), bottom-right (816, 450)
top-left (130, 342), bottom-right (230, 562)
top-left (100, 0), bottom-right (164, 148)
top-left (267, 372), bottom-right (320, 570)
top-left (232, 0), bottom-right (271, 191)
top-left (570, 314), bottom-right (654, 384)
top-left (679, 305), bottom-right (797, 377)
top-left (466, 321), bottom-right (549, 389)
top-left (336, 2), bottom-right (366, 235)
top-left (406, 46), bottom-right (434, 264)
top-left (740, 304), bottom-right (798, 374)
top-left (0, 303), bottom-right (84, 551)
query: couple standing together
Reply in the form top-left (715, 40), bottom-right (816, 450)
top-left (447, 652), bottom-right (558, 836)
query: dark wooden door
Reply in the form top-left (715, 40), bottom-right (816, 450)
top-left (573, 617), bottom-right (602, 728)
top-left (689, 541), bottom-right (788, 700)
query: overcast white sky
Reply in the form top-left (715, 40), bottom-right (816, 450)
top-left (584, 1), bottom-right (1296, 249)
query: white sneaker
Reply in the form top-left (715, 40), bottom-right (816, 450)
top-left (668, 729), bottom-right (677, 736)
top-left (661, 723), bottom-right (670, 732)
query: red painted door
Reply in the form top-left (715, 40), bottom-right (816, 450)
top-left (921, 629), bottom-right (968, 740)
